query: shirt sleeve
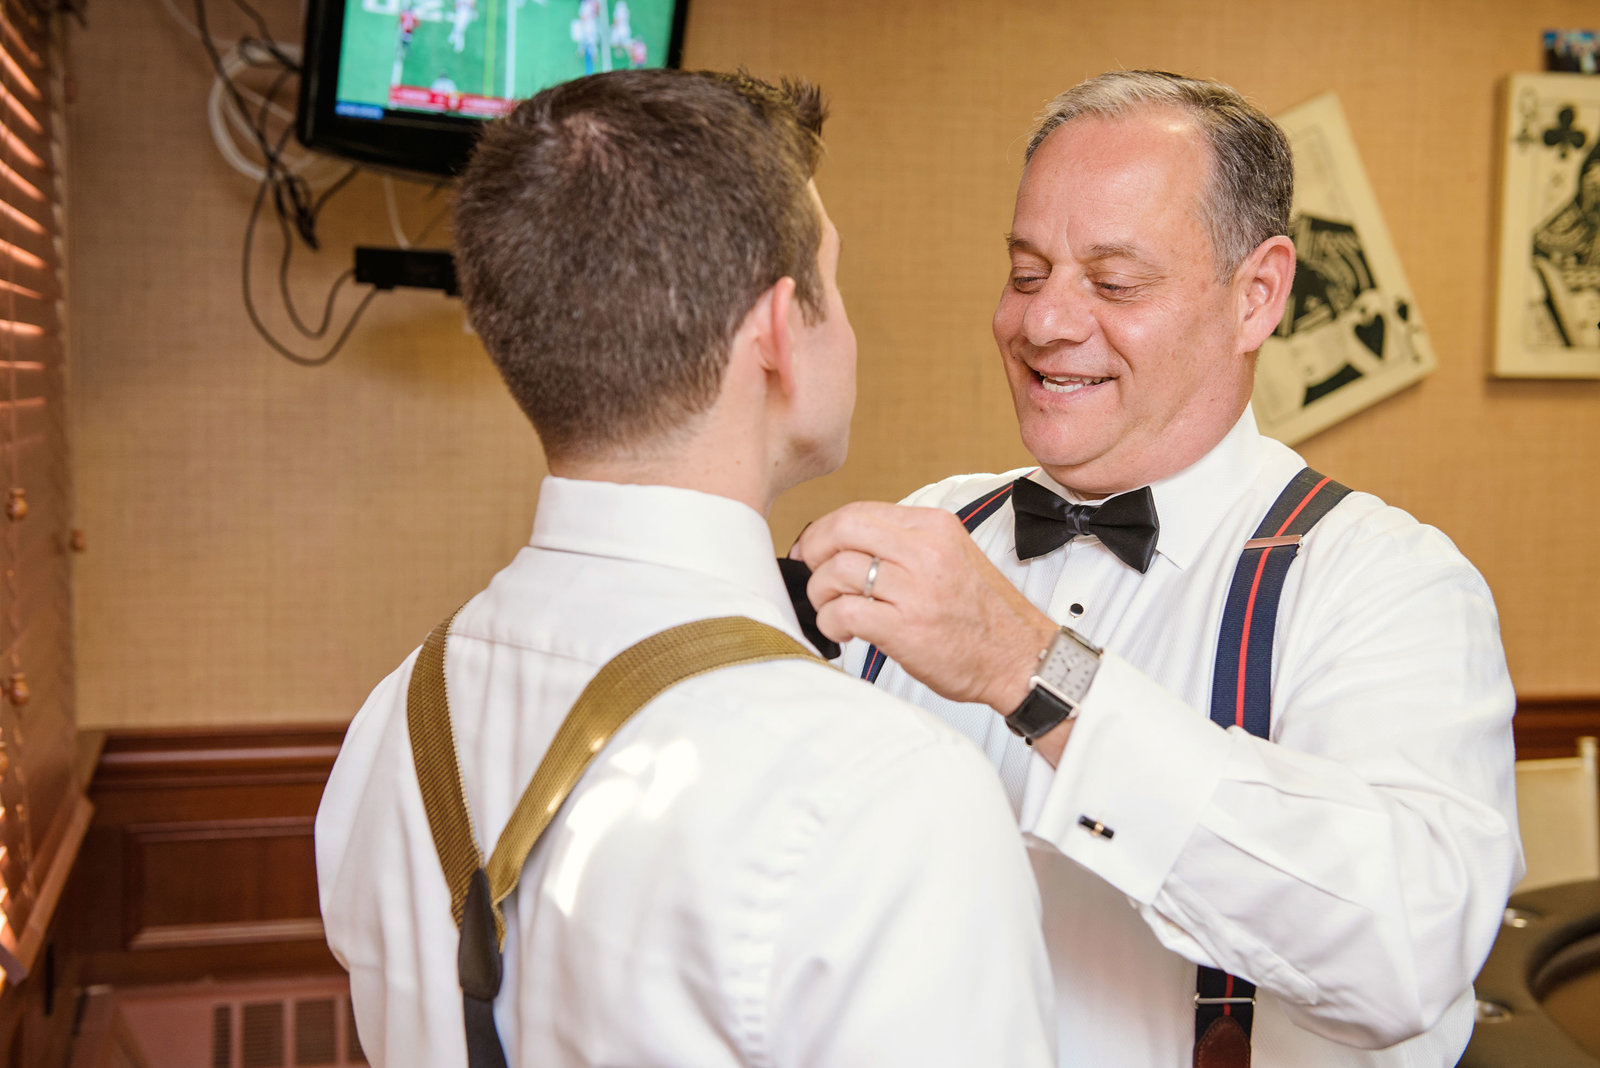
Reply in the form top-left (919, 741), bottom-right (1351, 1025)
top-left (766, 735), bottom-right (1057, 1068)
top-left (1020, 510), bottom-right (1523, 1050)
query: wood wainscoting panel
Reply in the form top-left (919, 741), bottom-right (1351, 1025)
top-left (124, 817), bottom-right (323, 950)
top-left (1514, 696), bottom-right (1600, 760)
top-left (61, 726), bottom-right (348, 987)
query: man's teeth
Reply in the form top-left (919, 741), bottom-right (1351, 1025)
top-left (1039, 374), bottom-right (1109, 394)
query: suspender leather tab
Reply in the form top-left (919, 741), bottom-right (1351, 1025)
top-left (458, 868), bottom-right (507, 1068)
top-left (458, 867), bottom-right (502, 1002)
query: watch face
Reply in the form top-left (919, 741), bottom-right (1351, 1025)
top-left (1039, 631), bottom-right (1098, 705)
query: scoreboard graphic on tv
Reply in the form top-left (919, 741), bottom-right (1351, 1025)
top-left (336, 0), bottom-right (678, 121)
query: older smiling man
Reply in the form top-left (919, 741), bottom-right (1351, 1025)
top-left (794, 70), bottom-right (1522, 1068)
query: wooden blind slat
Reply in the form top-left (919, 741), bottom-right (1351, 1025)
top-left (0, 1), bottom-right (50, 60)
top-left (0, 330), bottom-right (64, 367)
top-left (0, 86), bottom-right (42, 147)
top-left (0, 155), bottom-right (53, 215)
top-left (0, 14), bottom-right (42, 75)
top-left (0, 190), bottom-right (57, 240)
top-left (0, 286), bottom-right (56, 329)
top-left (0, 135), bottom-right (52, 198)
top-left (0, 112), bottom-right (48, 172)
top-left (0, 307), bottom-right (59, 338)
top-left (0, 213), bottom-right (57, 272)
top-left (0, 61), bottom-right (45, 125)
top-left (0, 19), bottom-right (45, 76)
top-left (0, 366), bottom-right (59, 403)
top-left (0, 340), bottom-right (62, 382)
top-left (0, 228), bottom-right (55, 277)
top-left (0, 253), bottom-right (57, 303)
top-left (0, 34), bottom-right (47, 109)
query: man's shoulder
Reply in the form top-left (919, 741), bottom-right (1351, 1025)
top-left (661, 655), bottom-right (1005, 791)
top-left (1299, 482), bottom-right (1495, 604)
top-left (1237, 438), bottom-right (1483, 581)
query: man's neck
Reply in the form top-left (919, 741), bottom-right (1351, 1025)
top-left (550, 443), bottom-right (777, 518)
top-left (1042, 397), bottom-right (1255, 499)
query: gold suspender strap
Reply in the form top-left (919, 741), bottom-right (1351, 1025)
top-left (407, 611), bottom-right (824, 946)
top-left (406, 604), bottom-right (480, 929)
top-left (408, 611), bottom-right (823, 1068)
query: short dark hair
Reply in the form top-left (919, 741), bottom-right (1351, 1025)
top-left (1026, 70), bottom-right (1293, 281)
top-left (454, 70), bottom-right (827, 459)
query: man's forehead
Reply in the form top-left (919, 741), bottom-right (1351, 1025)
top-left (1028, 107), bottom-right (1209, 182)
top-left (1015, 112), bottom-right (1210, 232)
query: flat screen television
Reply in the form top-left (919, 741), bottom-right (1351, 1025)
top-left (298, 0), bottom-right (689, 177)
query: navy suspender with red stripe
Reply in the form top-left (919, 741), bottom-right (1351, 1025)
top-left (1195, 467), bottom-right (1348, 1066)
top-left (856, 466), bottom-right (1350, 1067)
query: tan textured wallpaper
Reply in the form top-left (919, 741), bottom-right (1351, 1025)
top-left (68, 0), bottom-right (1600, 728)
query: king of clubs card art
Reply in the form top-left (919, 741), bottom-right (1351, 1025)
top-left (1253, 94), bottom-right (1437, 445)
top-left (1495, 73), bottom-right (1600, 377)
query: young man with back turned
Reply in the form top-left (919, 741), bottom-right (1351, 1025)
top-left (315, 69), bottom-right (1056, 1068)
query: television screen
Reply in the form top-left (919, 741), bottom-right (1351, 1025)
top-left (299, 0), bottom-right (689, 176)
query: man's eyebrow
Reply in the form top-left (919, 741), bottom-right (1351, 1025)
top-left (1004, 236), bottom-right (1153, 266)
top-left (1082, 242), bottom-right (1147, 263)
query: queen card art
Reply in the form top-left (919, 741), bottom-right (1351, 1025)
top-left (1253, 94), bottom-right (1437, 444)
top-left (1496, 73), bottom-right (1600, 377)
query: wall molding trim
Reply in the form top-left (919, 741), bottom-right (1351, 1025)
top-left (1513, 695), bottom-right (1600, 760)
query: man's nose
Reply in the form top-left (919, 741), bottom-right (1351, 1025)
top-left (1021, 275), bottom-right (1094, 347)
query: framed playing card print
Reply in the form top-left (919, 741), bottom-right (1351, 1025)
top-left (1252, 93), bottom-right (1438, 444)
top-left (1495, 73), bottom-right (1600, 377)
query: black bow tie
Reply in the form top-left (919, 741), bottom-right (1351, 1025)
top-left (776, 557), bottom-right (842, 659)
top-left (1011, 478), bottom-right (1160, 573)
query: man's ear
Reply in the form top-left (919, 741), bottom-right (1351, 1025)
top-left (1235, 235), bottom-right (1296, 354)
top-left (748, 275), bottom-right (800, 395)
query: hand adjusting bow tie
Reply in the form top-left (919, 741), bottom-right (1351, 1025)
top-left (1011, 477), bottom-right (1160, 573)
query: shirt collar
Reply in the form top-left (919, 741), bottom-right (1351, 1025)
top-left (529, 476), bottom-right (798, 626)
top-left (1028, 407), bottom-right (1265, 571)
top-left (1145, 407), bottom-right (1266, 569)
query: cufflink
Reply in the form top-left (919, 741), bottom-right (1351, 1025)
top-left (1077, 815), bottom-right (1114, 840)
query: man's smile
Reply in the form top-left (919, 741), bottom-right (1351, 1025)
top-left (1036, 371), bottom-right (1112, 395)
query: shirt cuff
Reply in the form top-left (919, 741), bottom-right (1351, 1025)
top-left (1020, 651), bottom-right (1233, 905)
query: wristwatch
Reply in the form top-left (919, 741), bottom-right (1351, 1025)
top-left (1004, 626), bottom-right (1102, 745)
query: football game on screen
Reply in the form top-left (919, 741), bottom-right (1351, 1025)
top-left (335, 0), bottom-right (679, 121)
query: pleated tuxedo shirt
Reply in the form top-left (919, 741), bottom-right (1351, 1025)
top-left (849, 408), bottom-right (1522, 1067)
top-left (317, 478), bottom-right (1056, 1068)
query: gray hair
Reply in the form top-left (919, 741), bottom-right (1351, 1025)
top-left (1025, 70), bottom-right (1293, 281)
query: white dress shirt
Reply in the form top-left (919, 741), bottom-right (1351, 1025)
top-left (847, 408), bottom-right (1522, 1067)
top-left (317, 477), bottom-right (1056, 1068)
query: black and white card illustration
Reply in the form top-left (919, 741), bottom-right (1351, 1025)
top-left (1495, 73), bottom-right (1600, 377)
top-left (1253, 94), bottom-right (1437, 444)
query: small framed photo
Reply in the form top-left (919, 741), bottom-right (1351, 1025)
top-left (1494, 73), bottom-right (1600, 378)
top-left (1544, 31), bottom-right (1600, 75)
top-left (1252, 93), bottom-right (1437, 444)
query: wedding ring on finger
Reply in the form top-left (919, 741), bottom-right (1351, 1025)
top-left (862, 556), bottom-right (881, 600)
